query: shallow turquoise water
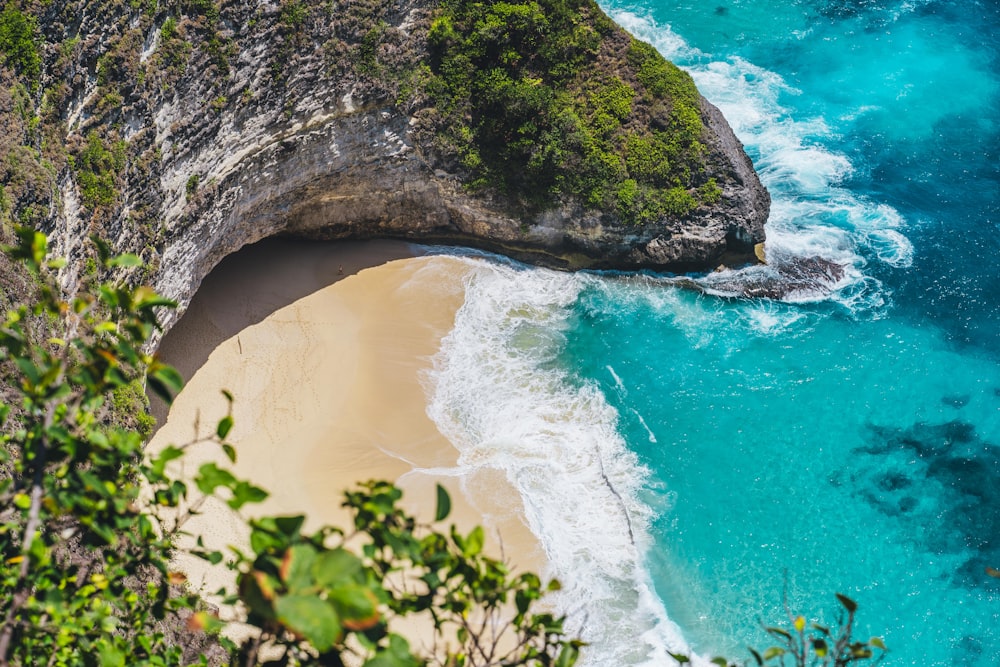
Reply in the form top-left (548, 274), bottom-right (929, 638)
top-left (565, 283), bottom-right (1000, 664)
top-left (427, 1), bottom-right (1000, 664)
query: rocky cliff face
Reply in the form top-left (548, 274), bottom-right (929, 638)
top-left (2, 0), bottom-right (768, 329)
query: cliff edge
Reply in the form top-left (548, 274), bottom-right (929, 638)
top-left (0, 0), bottom-right (768, 327)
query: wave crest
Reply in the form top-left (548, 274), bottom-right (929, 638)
top-left (426, 258), bottom-right (701, 666)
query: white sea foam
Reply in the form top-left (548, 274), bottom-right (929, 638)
top-left (425, 258), bottom-right (705, 666)
top-left (424, 9), bottom-right (925, 665)
top-left (608, 8), bottom-right (914, 311)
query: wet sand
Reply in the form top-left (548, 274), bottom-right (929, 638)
top-left (147, 239), bottom-right (542, 632)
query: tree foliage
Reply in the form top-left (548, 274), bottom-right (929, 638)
top-left (0, 231), bottom-right (582, 666)
top-left (420, 0), bottom-right (717, 223)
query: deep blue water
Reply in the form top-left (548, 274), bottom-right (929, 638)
top-left (426, 1), bottom-right (1000, 665)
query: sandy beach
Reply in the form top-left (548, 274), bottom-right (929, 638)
top-left (148, 238), bottom-right (542, 625)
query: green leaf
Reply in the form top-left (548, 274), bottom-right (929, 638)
top-left (132, 285), bottom-right (175, 309)
top-left (250, 526), bottom-right (281, 555)
top-left (280, 544), bottom-right (317, 592)
top-left (330, 584), bottom-right (380, 631)
top-left (710, 659), bottom-right (730, 667)
top-left (147, 364), bottom-right (184, 403)
top-left (274, 595), bottom-right (341, 652)
top-left (312, 548), bottom-right (363, 587)
top-left (464, 525), bottom-right (484, 557)
top-left (869, 636), bottom-right (887, 650)
top-left (188, 610), bottom-right (225, 634)
top-left (555, 643), bottom-right (580, 667)
top-left (239, 570), bottom-right (280, 616)
top-left (435, 483), bottom-right (451, 522)
top-left (363, 634), bottom-right (420, 667)
top-left (194, 549), bottom-right (224, 565)
top-left (222, 443), bottom-right (237, 463)
top-left (97, 642), bottom-right (126, 667)
top-left (227, 481), bottom-right (268, 509)
top-left (90, 235), bottom-right (112, 264)
top-left (217, 415), bottom-right (234, 439)
top-left (835, 593), bottom-right (858, 614)
top-left (157, 444), bottom-right (184, 463)
top-left (668, 652), bottom-right (690, 664)
top-left (28, 229), bottom-right (47, 267)
top-left (515, 590), bottom-right (531, 616)
top-left (15, 356), bottom-right (40, 385)
top-left (108, 253), bottom-right (142, 267)
top-left (195, 462), bottom-right (237, 495)
top-left (274, 515), bottom-right (306, 538)
top-left (762, 647), bottom-right (785, 660)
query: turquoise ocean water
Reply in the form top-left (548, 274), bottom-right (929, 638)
top-left (424, 1), bottom-right (1000, 665)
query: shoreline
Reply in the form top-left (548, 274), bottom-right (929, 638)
top-left (147, 238), bottom-right (543, 626)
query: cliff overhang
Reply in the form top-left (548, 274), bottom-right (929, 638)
top-left (0, 0), bottom-right (769, 330)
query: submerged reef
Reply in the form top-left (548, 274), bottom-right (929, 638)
top-left (851, 419), bottom-right (1000, 589)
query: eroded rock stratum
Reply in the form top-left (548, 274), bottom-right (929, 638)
top-left (1, 0), bottom-right (768, 329)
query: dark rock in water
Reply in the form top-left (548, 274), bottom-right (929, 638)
top-left (693, 252), bottom-right (848, 300)
top-left (942, 394), bottom-right (971, 408)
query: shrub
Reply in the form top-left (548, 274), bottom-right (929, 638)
top-left (70, 131), bottom-right (126, 210)
top-left (0, 4), bottom-right (41, 84)
top-left (419, 0), bottom-right (720, 224)
top-left (0, 230), bottom-right (583, 666)
top-left (670, 594), bottom-right (888, 667)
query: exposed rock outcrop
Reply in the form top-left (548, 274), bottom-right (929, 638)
top-left (4, 0), bottom-right (769, 329)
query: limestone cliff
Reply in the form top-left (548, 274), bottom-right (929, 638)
top-left (0, 0), bottom-right (768, 328)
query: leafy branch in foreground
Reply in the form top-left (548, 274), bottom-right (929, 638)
top-left (669, 593), bottom-right (887, 667)
top-left (207, 480), bottom-right (580, 667)
top-left (0, 229), bottom-right (581, 666)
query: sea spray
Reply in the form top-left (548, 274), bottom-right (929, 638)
top-left (423, 3), bottom-right (1000, 665)
top-left (608, 7), bottom-right (912, 313)
top-left (424, 257), bottom-right (702, 666)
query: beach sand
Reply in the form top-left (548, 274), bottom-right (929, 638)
top-left (148, 239), bottom-right (542, 631)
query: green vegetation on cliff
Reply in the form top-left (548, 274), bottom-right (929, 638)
top-left (0, 4), bottom-right (40, 84)
top-left (0, 0), bottom-right (742, 272)
top-left (419, 0), bottom-right (717, 223)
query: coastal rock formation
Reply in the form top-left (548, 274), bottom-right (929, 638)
top-left (1, 0), bottom-right (769, 328)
